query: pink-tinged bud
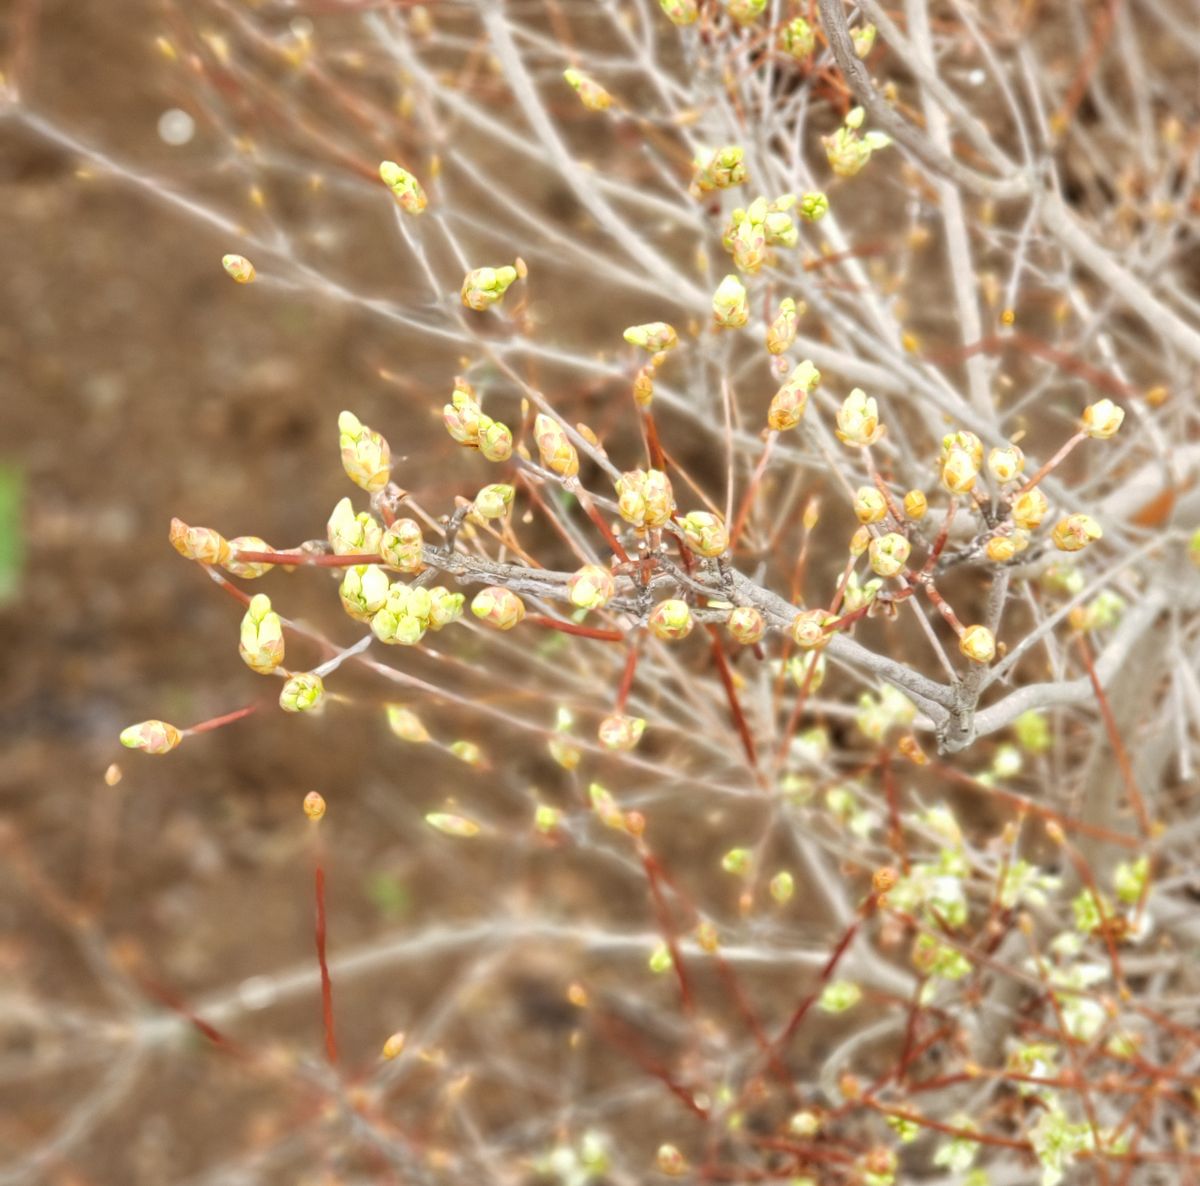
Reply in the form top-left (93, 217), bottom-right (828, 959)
top-left (727, 606), bottom-right (765, 645)
top-left (987, 444), bottom-right (1024, 484)
top-left (477, 416), bottom-right (514, 463)
top-left (940, 447), bottom-right (979, 495)
top-left (1012, 487), bottom-right (1049, 530)
top-left (221, 253), bottom-right (255, 284)
top-left (623, 321), bottom-right (678, 352)
top-left (648, 599), bottom-right (693, 641)
top-left (616, 469), bottom-right (675, 529)
top-left (659, 0), bottom-right (699, 25)
top-left (533, 414), bottom-right (580, 478)
top-left (598, 714), bottom-right (645, 751)
top-left (656, 1145), bottom-right (688, 1176)
top-left (380, 519), bottom-right (424, 572)
top-left (1052, 514), bottom-right (1102, 553)
top-left (338, 410), bottom-right (392, 494)
top-left (302, 791), bottom-right (327, 821)
top-left (568, 564), bottom-right (616, 610)
top-left (119, 719), bottom-right (182, 755)
top-left (224, 536), bottom-right (276, 579)
top-left (868, 532), bottom-right (912, 578)
top-left (378, 160), bottom-right (428, 215)
top-left (834, 389), bottom-right (883, 446)
top-left (327, 497), bottom-right (383, 556)
top-left (766, 296), bottom-right (802, 354)
top-left (239, 592), bottom-right (286, 672)
top-left (427, 587), bottom-right (465, 630)
top-left (1081, 398), bottom-right (1124, 439)
top-left (680, 510), bottom-right (728, 557)
top-left (279, 672), bottom-right (325, 714)
top-left (169, 518), bottom-right (231, 566)
top-left (852, 486), bottom-right (887, 525)
top-left (959, 624), bottom-right (996, 664)
top-left (768, 359), bottom-right (820, 430)
top-left (338, 565), bottom-right (389, 623)
top-left (730, 217), bottom-right (767, 273)
top-left (712, 273), bottom-right (749, 328)
top-left (473, 484), bottom-right (514, 520)
top-left (792, 608), bottom-right (835, 649)
top-left (563, 67), bottom-right (612, 111)
top-left (461, 264), bottom-right (520, 311)
top-left (443, 384), bottom-right (483, 446)
top-left (471, 586), bottom-right (526, 631)
top-left (903, 490), bottom-right (928, 519)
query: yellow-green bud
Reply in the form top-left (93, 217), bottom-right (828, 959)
top-left (1052, 514), bottom-right (1102, 553)
top-left (987, 444), bottom-right (1025, 484)
top-left (903, 490), bottom-right (928, 520)
top-left (792, 608), bottom-right (835, 650)
top-left (327, 497), bottom-right (382, 556)
top-left (461, 264), bottom-right (520, 312)
top-left (766, 296), bottom-right (801, 354)
top-left (692, 145), bottom-right (747, 195)
top-left (474, 483), bottom-right (515, 520)
top-left (380, 519), bottom-right (424, 573)
top-left (868, 532), bottom-right (912, 578)
top-left (853, 486), bottom-right (888, 525)
top-left (379, 160), bottom-right (428, 215)
top-left (768, 360), bottom-right (820, 430)
top-left (239, 592), bottom-right (286, 672)
top-left (959, 624), bottom-right (996, 664)
top-left (563, 67), bottom-right (612, 111)
top-left (338, 410), bottom-right (392, 494)
top-left (727, 606), bottom-right (765, 645)
top-left (427, 587), bottom-right (465, 630)
top-left (120, 719), bottom-right (182, 755)
top-left (339, 564), bottom-right (389, 623)
top-left (659, 0), bottom-right (698, 25)
top-left (221, 253), bottom-right (255, 284)
top-left (712, 273), bottom-right (749, 329)
top-left (623, 321), bottom-right (678, 352)
top-left (279, 672), bottom-right (325, 714)
top-left (730, 217), bottom-right (767, 273)
top-left (386, 703), bottom-right (430, 743)
top-left (680, 510), bottom-right (728, 557)
top-left (940, 448), bottom-right (979, 495)
top-left (598, 714), bottom-right (645, 751)
top-left (851, 22), bottom-right (877, 57)
top-left (834, 389), bottom-right (883, 446)
top-left (533, 414), bottom-right (579, 478)
top-left (425, 811), bottom-right (480, 838)
top-left (568, 564), bottom-right (616, 610)
top-left (726, 0), bottom-right (766, 23)
top-left (648, 598), bottom-right (693, 641)
top-left (1012, 487), bottom-right (1049, 530)
top-left (799, 191), bottom-right (829, 221)
top-left (656, 1144), bottom-right (687, 1177)
top-left (443, 383), bottom-right (483, 446)
top-left (823, 108), bottom-right (891, 177)
top-left (616, 468), bottom-right (675, 529)
top-left (224, 536), bottom-right (275, 579)
top-left (779, 17), bottom-right (815, 59)
top-left (1081, 399), bottom-right (1125, 439)
top-left (471, 586), bottom-right (526, 630)
top-left (942, 430), bottom-right (984, 467)
top-left (770, 870), bottom-right (796, 903)
top-left (477, 416), bottom-right (514, 463)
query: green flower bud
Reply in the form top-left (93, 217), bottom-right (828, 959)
top-left (648, 598), bottom-right (693, 641)
top-left (623, 321), bottom-right (678, 352)
top-left (568, 564), bottom-right (616, 610)
top-left (327, 497), bottom-right (382, 556)
top-left (563, 67), bottom-right (612, 111)
top-left (239, 592), bottom-right (286, 672)
top-left (119, 719), bottom-right (182, 755)
top-left (339, 564), bottom-right (389, 623)
top-left (471, 586), bottom-right (526, 630)
top-left (766, 296), bottom-right (802, 354)
top-left (379, 160), bottom-right (428, 215)
top-left (597, 714), bottom-right (645, 751)
top-left (337, 410), bottom-right (392, 494)
top-left (224, 536), bottom-right (276, 579)
top-left (461, 264), bottom-right (520, 311)
top-left (380, 519), bottom-right (424, 573)
top-left (221, 253), bottom-right (255, 284)
top-left (533, 414), bottom-right (579, 478)
top-left (427, 587), bottom-right (465, 630)
top-left (727, 606), bottom-right (765, 645)
top-left (712, 273), bottom-right (749, 329)
top-left (779, 17), bottom-right (815, 60)
top-left (680, 510), bottom-right (728, 557)
top-left (473, 483), bottom-right (515, 520)
top-left (868, 532), bottom-right (912, 579)
top-left (279, 672), bottom-right (325, 714)
top-left (169, 518), bottom-right (230, 566)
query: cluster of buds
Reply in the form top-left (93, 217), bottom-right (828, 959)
top-left (563, 68), bottom-right (612, 111)
top-left (169, 518), bottom-right (231, 566)
top-left (470, 585), bottom-right (526, 631)
top-left (679, 510), bottom-right (728, 557)
top-left (778, 16), bottom-right (815, 60)
top-left (327, 497), bottom-right (383, 556)
top-left (938, 430), bottom-right (983, 495)
top-left (443, 378), bottom-right (513, 462)
top-left (280, 671), bottom-right (325, 714)
top-left (1052, 514), bottom-right (1103, 553)
top-left (823, 107), bottom-right (892, 178)
top-left (768, 360), bottom-right (821, 431)
top-left (337, 410), bottom-right (392, 493)
top-left (835, 389), bottom-right (884, 446)
top-left (378, 160), bottom-right (428, 215)
top-left (533, 414), bottom-right (581, 478)
top-left (722, 195), bottom-right (799, 272)
top-left (568, 564), bottom-right (617, 610)
top-left (842, 571), bottom-right (883, 613)
top-left (616, 468), bottom-right (675, 529)
top-left (690, 145), bottom-right (747, 196)
top-left (624, 323), bottom-right (678, 406)
top-left (239, 593), bottom-right (285, 672)
top-left (712, 273), bottom-right (749, 329)
top-left (373, 581), bottom-right (464, 644)
top-left (648, 598), bottom-right (694, 641)
top-left (379, 518), bottom-right (424, 572)
top-left (221, 253), bottom-right (256, 284)
top-left (461, 260), bottom-right (524, 311)
top-left (766, 296), bottom-right (802, 354)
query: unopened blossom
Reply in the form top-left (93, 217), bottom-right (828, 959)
top-left (378, 160), bottom-right (427, 214)
top-left (338, 410), bottom-right (392, 493)
top-left (903, 490), bottom-right (928, 519)
top-left (562, 67), bottom-right (612, 111)
top-left (648, 599), bottom-right (693, 641)
top-left (1012, 487), bottom-right (1049, 530)
top-left (940, 447), bottom-right (979, 495)
top-left (471, 586), bottom-right (526, 630)
top-left (799, 191), bottom-right (829, 221)
top-left (443, 381), bottom-right (483, 446)
top-left (623, 322), bottom-right (678, 353)
top-left (477, 416), bottom-right (513, 463)
top-left (169, 518), bottom-right (230, 566)
top-left (327, 497), bottom-right (382, 556)
top-left (656, 1144), bottom-right (688, 1176)
top-left (842, 572), bottom-right (883, 613)
top-left (766, 296), bottom-right (801, 354)
top-left (768, 360), bottom-right (820, 430)
top-left (1052, 514), bottom-right (1102, 553)
top-left (426, 587), bottom-right (465, 630)
top-left (221, 253), bottom-right (255, 284)
top-left (339, 565), bottom-right (389, 624)
top-left (680, 510), bottom-right (728, 557)
top-left (533, 414), bottom-right (579, 478)
top-left (851, 22), bottom-right (877, 57)
top-left (659, 0), bottom-right (699, 25)
top-left (239, 592), bottom-right (286, 671)
top-left (727, 606), bottom-right (765, 645)
top-left (779, 16), bottom-right (815, 60)
top-left (942, 430), bottom-right (984, 467)
top-left (473, 483), bottom-right (514, 520)
top-left (223, 536), bottom-right (275, 579)
top-left (120, 719), bottom-right (182, 755)
top-left (959, 624), bottom-right (996, 664)
top-left (725, 0), bottom-right (766, 23)
top-left (461, 263), bottom-right (520, 311)
top-left (987, 445), bottom-right (1025, 484)
top-left (616, 468), bottom-right (675, 529)
top-left (302, 791), bottom-right (326, 821)
top-left (279, 672), bottom-right (325, 714)
top-left (853, 486), bottom-right (887, 525)
top-left (729, 215), bottom-right (767, 273)
top-left (598, 714), bottom-right (645, 751)
top-left (849, 525), bottom-right (871, 557)
top-left (691, 145), bottom-right (747, 195)
top-left (835, 389), bottom-right (883, 446)
top-left (823, 107), bottom-right (891, 177)
top-left (568, 564), bottom-right (616, 610)
top-left (379, 519), bottom-right (423, 572)
top-left (869, 532), bottom-right (912, 578)
top-left (712, 273), bottom-right (749, 328)
top-left (792, 608), bottom-right (835, 650)
top-left (1081, 398), bottom-right (1125, 439)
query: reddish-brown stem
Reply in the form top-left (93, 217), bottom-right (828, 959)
top-left (638, 845), bottom-right (697, 1018)
top-left (613, 641), bottom-right (640, 713)
top-left (706, 626), bottom-right (759, 770)
top-left (1018, 431), bottom-right (1086, 495)
top-left (729, 431), bottom-right (777, 547)
top-left (313, 856), bottom-right (338, 1065)
top-left (527, 614), bottom-right (624, 642)
top-left (185, 703), bottom-right (260, 735)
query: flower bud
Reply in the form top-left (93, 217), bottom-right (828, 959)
top-left (327, 497), bottom-right (382, 556)
top-left (792, 608), bottom-right (835, 649)
top-left (474, 483), bottom-right (515, 520)
top-left (851, 22), bottom-right (877, 56)
top-left (1011, 487), bottom-right (1049, 530)
top-left (381, 1031), bottom-right (406, 1060)
top-left (379, 519), bottom-right (424, 573)
top-left (471, 586), bottom-right (526, 630)
top-left (339, 564), bottom-right (389, 623)
top-left (378, 160), bottom-right (428, 215)
top-left (823, 108), bottom-right (891, 177)
top-left (691, 145), bottom-right (747, 195)
top-left (476, 416), bottom-right (513, 463)
top-left (726, 0), bottom-right (766, 23)
top-left (659, 0), bottom-right (698, 24)
top-left (280, 672), bottom-right (325, 714)
top-left (987, 444), bottom-right (1025, 484)
top-left (779, 16), bottom-right (815, 60)
top-left (1052, 514), bottom-right (1102, 553)
top-left (568, 564), bottom-right (616, 610)
top-left (834, 389), bottom-right (883, 446)
top-left (169, 518), bottom-right (231, 566)
top-left (903, 490), bottom-right (928, 520)
top-left (223, 536), bottom-right (276, 579)
top-left (443, 383), bottom-right (483, 446)
top-left (942, 430), bottom-right (984, 467)
top-left (853, 486), bottom-right (887, 525)
top-left (372, 606), bottom-right (426, 646)
top-left (338, 410), bottom-right (392, 494)
top-left (239, 592), bottom-right (286, 672)
top-left (799, 191), bottom-right (829, 221)
top-left (959, 624), bottom-right (996, 664)
top-left (727, 606), bottom-right (765, 645)
top-left (120, 719), bottom-right (182, 755)
top-left (303, 791), bottom-right (327, 821)
top-left (533, 414), bottom-right (580, 478)
top-left (766, 296), bottom-right (801, 354)
top-left (940, 447), bottom-right (978, 495)
top-left (598, 714), bottom-right (645, 751)
top-left (680, 510), bottom-right (728, 557)
top-left (868, 532), bottom-right (911, 578)
top-left (633, 365), bottom-right (655, 407)
top-left (623, 322), bottom-right (678, 353)
top-left (842, 572), bottom-right (882, 613)
top-left (656, 1145), bottom-right (687, 1176)
top-left (221, 253), bottom-right (255, 284)
top-left (615, 468), bottom-right (675, 529)
top-left (461, 264), bottom-right (520, 311)
top-left (562, 67), bottom-right (612, 111)
top-left (1081, 398), bottom-right (1124, 439)
top-left (768, 360), bottom-right (820, 430)
top-left (648, 599), bottom-right (693, 641)
top-left (729, 215), bottom-right (767, 273)
top-left (849, 525), bottom-right (871, 557)
top-left (386, 704), bottom-right (430, 743)
top-left (712, 273), bottom-right (749, 329)
top-left (427, 587), bottom-right (465, 630)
